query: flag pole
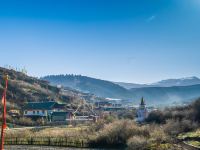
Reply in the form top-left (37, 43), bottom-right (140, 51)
top-left (0, 75), bottom-right (8, 150)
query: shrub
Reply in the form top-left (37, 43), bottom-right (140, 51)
top-left (127, 136), bottom-right (148, 150)
top-left (17, 117), bottom-right (34, 126)
top-left (150, 127), bottom-right (170, 144)
top-left (146, 110), bottom-right (165, 124)
top-left (103, 113), bottom-right (117, 123)
top-left (90, 120), bottom-right (150, 147)
top-left (117, 110), bottom-right (136, 120)
top-left (192, 98), bottom-right (200, 122)
top-left (163, 119), bottom-right (198, 136)
top-left (89, 119), bottom-right (105, 132)
top-left (36, 118), bottom-right (47, 126)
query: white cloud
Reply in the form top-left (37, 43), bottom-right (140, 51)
top-left (146, 15), bottom-right (156, 22)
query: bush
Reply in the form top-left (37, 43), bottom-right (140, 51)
top-left (90, 120), bottom-right (150, 147)
top-left (117, 110), bottom-right (136, 120)
top-left (150, 127), bottom-right (170, 144)
top-left (17, 117), bottom-right (34, 126)
top-left (89, 119), bottom-right (105, 132)
top-left (146, 110), bottom-right (165, 124)
top-left (163, 119), bottom-right (198, 136)
top-left (127, 136), bottom-right (148, 150)
top-left (192, 99), bottom-right (200, 122)
top-left (36, 118), bottom-right (46, 126)
top-left (103, 113), bottom-right (117, 123)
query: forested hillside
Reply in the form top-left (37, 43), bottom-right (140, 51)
top-left (0, 68), bottom-right (83, 109)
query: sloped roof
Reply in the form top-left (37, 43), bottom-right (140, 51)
top-left (52, 111), bottom-right (70, 116)
top-left (24, 101), bottom-right (56, 110)
top-left (140, 97), bottom-right (145, 105)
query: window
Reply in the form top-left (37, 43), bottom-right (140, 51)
top-left (37, 111), bottom-right (39, 114)
top-left (25, 111), bottom-right (27, 114)
top-left (42, 110), bottom-right (45, 114)
top-left (33, 111), bottom-right (35, 114)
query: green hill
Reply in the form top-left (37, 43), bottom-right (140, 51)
top-left (0, 67), bottom-right (84, 109)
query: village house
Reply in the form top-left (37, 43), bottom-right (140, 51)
top-left (23, 101), bottom-right (65, 119)
top-left (95, 100), bottom-right (122, 108)
top-left (51, 111), bottom-right (72, 122)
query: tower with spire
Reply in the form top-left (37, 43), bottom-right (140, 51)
top-left (136, 97), bottom-right (148, 122)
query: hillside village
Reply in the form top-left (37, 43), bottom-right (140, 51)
top-left (0, 67), bottom-right (200, 150)
top-left (0, 67), bottom-right (151, 126)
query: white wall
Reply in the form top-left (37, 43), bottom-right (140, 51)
top-left (24, 110), bottom-right (47, 117)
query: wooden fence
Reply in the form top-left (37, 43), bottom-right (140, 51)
top-left (3, 137), bottom-right (89, 148)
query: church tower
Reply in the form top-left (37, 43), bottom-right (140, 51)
top-left (136, 97), bottom-right (148, 122)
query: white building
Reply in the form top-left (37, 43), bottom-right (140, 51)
top-left (23, 101), bottom-right (65, 117)
top-left (136, 97), bottom-right (148, 122)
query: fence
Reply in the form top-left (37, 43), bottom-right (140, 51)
top-left (3, 137), bottom-right (89, 148)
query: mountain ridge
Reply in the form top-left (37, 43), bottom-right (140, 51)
top-left (115, 76), bottom-right (200, 89)
top-left (42, 74), bottom-right (200, 105)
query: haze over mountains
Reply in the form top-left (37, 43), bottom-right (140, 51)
top-left (115, 76), bottom-right (200, 89)
top-left (42, 75), bottom-right (200, 105)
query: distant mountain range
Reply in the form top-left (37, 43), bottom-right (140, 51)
top-left (115, 76), bottom-right (200, 89)
top-left (42, 75), bottom-right (200, 105)
top-left (42, 75), bottom-right (132, 99)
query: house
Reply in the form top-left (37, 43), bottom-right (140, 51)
top-left (51, 111), bottom-right (72, 122)
top-left (95, 101), bottom-right (113, 108)
top-left (136, 97), bottom-right (148, 122)
top-left (95, 100), bottom-right (122, 108)
top-left (23, 101), bottom-right (65, 118)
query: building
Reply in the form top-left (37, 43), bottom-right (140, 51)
top-left (23, 101), bottom-right (65, 119)
top-left (136, 97), bottom-right (148, 122)
top-left (95, 101), bottom-right (113, 108)
top-left (51, 111), bottom-right (72, 122)
top-left (95, 100), bottom-right (123, 108)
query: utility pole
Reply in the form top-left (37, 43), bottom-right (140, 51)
top-left (0, 75), bottom-right (8, 150)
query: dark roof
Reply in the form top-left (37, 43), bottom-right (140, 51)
top-left (24, 101), bottom-right (57, 110)
top-left (140, 97), bottom-right (145, 105)
top-left (54, 103), bottom-right (65, 109)
top-left (52, 111), bottom-right (70, 116)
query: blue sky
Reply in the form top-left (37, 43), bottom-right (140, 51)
top-left (0, 0), bottom-right (200, 83)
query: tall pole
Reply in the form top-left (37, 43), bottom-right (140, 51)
top-left (0, 75), bottom-right (8, 150)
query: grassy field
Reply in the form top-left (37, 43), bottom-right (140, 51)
top-left (186, 141), bottom-right (200, 147)
top-left (178, 128), bottom-right (200, 139)
top-left (178, 128), bottom-right (200, 149)
top-left (3, 125), bottom-right (92, 148)
top-left (5, 125), bottom-right (90, 138)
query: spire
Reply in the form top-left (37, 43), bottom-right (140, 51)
top-left (140, 97), bottom-right (145, 106)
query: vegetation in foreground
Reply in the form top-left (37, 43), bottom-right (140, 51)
top-left (3, 98), bottom-right (200, 149)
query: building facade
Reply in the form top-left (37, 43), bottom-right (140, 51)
top-left (23, 101), bottom-right (65, 118)
top-left (136, 97), bottom-right (148, 122)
